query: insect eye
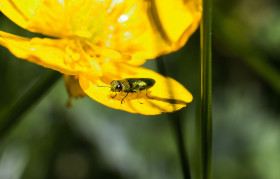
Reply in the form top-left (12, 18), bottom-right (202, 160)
top-left (116, 84), bottom-right (122, 91)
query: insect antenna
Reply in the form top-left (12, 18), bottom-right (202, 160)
top-left (97, 85), bottom-right (110, 88)
top-left (98, 85), bottom-right (111, 94)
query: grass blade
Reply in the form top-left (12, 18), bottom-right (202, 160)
top-left (200, 0), bottom-right (213, 178)
top-left (156, 56), bottom-right (191, 179)
top-left (0, 70), bottom-right (61, 139)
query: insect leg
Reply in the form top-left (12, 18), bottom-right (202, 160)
top-left (137, 90), bottom-right (143, 104)
top-left (111, 92), bottom-right (117, 98)
top-left (121, 92), bottom-right (129, 104)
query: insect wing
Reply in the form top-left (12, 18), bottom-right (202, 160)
top-left (125, 78), bottom-right (155, 91)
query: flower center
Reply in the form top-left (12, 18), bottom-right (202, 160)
top-left (63, 38), bottom-right (130, 76)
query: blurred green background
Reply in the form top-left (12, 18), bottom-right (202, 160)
top-left (0, 0), bottom-right (280, 178)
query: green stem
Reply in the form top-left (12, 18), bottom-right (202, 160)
top-left (156, 57), bottom-right (191, 179)
top-left (169, 112), bottom-right (191, 179)
top-left (0, 70), bottom-right (62, 139)
top-left (200, 0), bottom-right (212, 178)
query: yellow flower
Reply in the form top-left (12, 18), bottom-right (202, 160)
top-left (0, 0), bottom-right (202, 115)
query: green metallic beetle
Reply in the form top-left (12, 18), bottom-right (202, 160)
top-left (100, 78), bottom-right (156, 104)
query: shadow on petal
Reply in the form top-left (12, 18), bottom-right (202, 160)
top-left (149, 95), bottom-right (188, 105)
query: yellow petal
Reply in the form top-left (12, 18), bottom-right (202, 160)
top-left (0, 0), bottom-right (106, 37)
top-left (0, 31), bottom-right (101, 75)
top-left (104, 0), bottom-right (202, 65)
top-left (0, 0), bottom-right (43, 30)
top-left (1, 0), bottom-right (201, 65)
top-left (152, 0), bottom-right (202, 46)
top-left (0, 0), bottom-right (74, 37)
top-left (79, 64), bottom-right (192, 115)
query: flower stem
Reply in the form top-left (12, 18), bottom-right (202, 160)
top-left (156, 57), bottom-right (191, 179)
top-left (0, 70), bottom-right (62, 139)
top-left (200, 0), bottom-right (212, 178)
